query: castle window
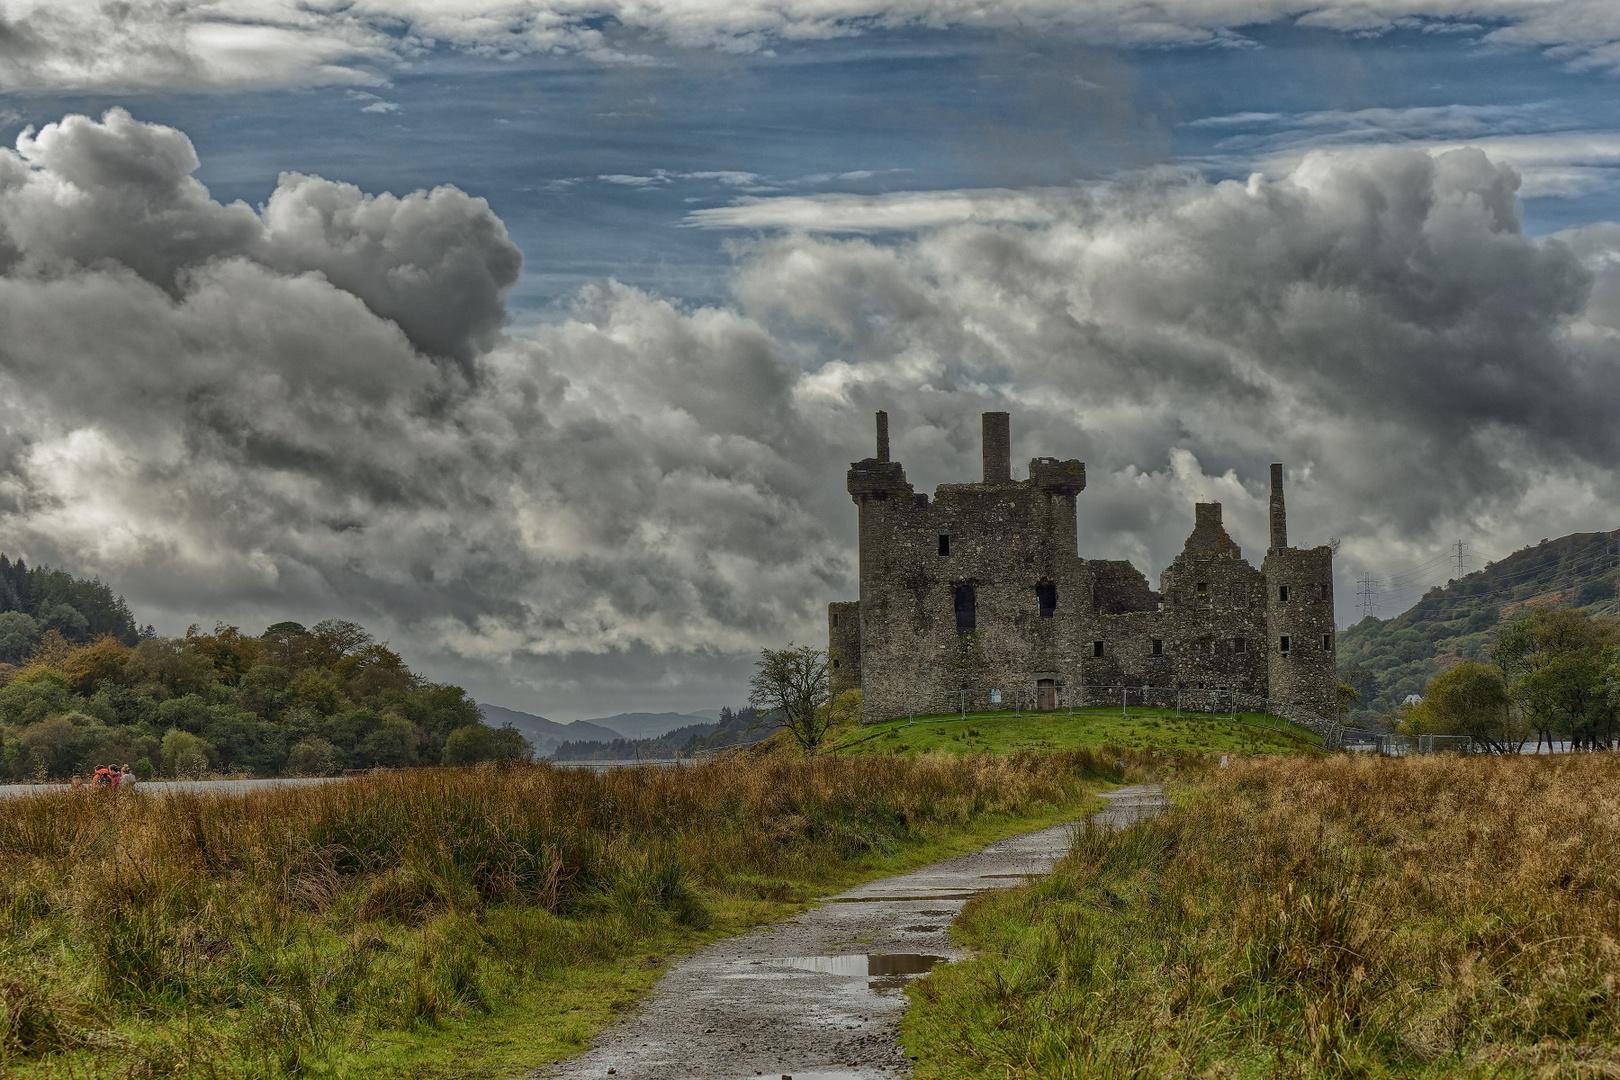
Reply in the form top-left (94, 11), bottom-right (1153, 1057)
top-left (833, 659), bottom-right (840, 669)
top-left (1233, 637), bottom-right (1247, 654)
top-left (938, 534), bottom-right (951, 556)
top-left (1279, 634), bottom-right (1291, 654)
top-left (1323, 633), bottom-right (1333, 651)
top-left (1319, 583), bottom-right (1330, 600)
top-left (954, 584), bottom-right (976, 631)
top-left (1151, 638), bottom-right (1163, 656)
top-left (831, 613), bottom-right (838, 628)
top-left (1037, 582), bottom-right (1057, 618)
top-left (1196, 582), bottom-right (1209, 605)
top-left (1278, 584), bottom-right (1291, 602)
top-left (1092, 640), bottom-right (1105, 658)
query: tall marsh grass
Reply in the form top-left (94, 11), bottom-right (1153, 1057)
top-left (905, 753), bottom-right (1620, 1079)
top-left (0, 749), bottom-right (1122, 1075)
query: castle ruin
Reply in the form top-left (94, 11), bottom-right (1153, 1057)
top-left (828, 412), bottom-right (1338, 730)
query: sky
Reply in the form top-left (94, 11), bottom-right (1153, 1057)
top-left (2, 2), bottom-right (1620, 720)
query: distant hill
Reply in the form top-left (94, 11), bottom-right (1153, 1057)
top-left (1337, 530), bottom-right (1618, 719)
top-left (581, 711), bottom-right (720, 740)
top-left (554, 707), bottom-right (771, 762)
top-left (477, 704), bottom-right (624, 758)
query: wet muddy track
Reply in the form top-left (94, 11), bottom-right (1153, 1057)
top-left (539, 784), bottom-right (1167, 1080)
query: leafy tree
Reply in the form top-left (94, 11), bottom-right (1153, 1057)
top-left (15, 715), bottom-right (79, 779)
top-left (161, 729), bottom-right (215, 777)
top-left (261, 622), bottom-right (311, 671)
top-left (357, 714), bottom-right (420, 768)
top-left (287, 736), bottom-right (341, 776)
top-left (488, 724), bottom-right (533, 763)
top-left (0, 611), bottom-right (39, 664)
top-left (749, 644), bottom-right (833, 755)
top-left (1402, 661), bottom-right (1519, 752)
top-left (441, 724), bottom-right (496, 765)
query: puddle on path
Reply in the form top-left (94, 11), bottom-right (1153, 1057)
top-left (978, 872), bottom-right (1036, 878)
top-left (828, 892), bottom-right (978, 903)
top-left (727, 1072), bottom-right (866, 1080)
top-left (900, 924), bottom-right (941, 932)
top-left (770, 953), bottom-right (946, 977)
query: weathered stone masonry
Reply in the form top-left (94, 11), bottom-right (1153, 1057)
top-left (828, 412), bottom-right (1338, 730)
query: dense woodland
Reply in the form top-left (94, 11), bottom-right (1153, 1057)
top-left (0, 558), bottom-right (529, 780)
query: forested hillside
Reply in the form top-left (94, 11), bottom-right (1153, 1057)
top-left (1337, 530), bottom-right (1618, 719)
top-left (2, 617), bottom-right (529, 780)
top-left (0, 553), bottom-right (140, 662)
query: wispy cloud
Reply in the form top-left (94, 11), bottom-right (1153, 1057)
top-left (685, 187), bottom-right (1078, 231)
top-left (7, 2), bottom-right (1620, 92)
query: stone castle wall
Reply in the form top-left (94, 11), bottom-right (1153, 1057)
top-left (831, 412), bottom-right (1338, 725)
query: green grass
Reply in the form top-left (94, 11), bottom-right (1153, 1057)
top-left (308, 799), bottom-right (1101, 1080)
top-left (1, 753), bottom-right (1126, 1079)
top-left (828, 707), bottom-right (1321, 758)
top-left (900, 753), bottom-right (1620, 1079)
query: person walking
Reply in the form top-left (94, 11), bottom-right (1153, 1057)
top-left (120, 765), bottom-right (136, 790)
top-left (109, 765), bottom-right (122, 790)
top-left (70, 774), bottom-right (83, 790)
top-left (93, 765), bottom-right (111, 788)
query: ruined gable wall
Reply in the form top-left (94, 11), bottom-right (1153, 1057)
top-left (828, 601), bottom-right (861, 696)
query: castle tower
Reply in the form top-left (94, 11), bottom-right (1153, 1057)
top-left (1261, 464), bottom-right (1337, 720)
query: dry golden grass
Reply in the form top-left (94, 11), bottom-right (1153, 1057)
top-left (905, 753), bottom-right (1620, 1079)
top-left (0, 749), bottom-right (1124, 1076)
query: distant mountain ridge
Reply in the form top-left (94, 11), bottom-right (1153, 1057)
top-left (477, 704), bottom-right (624, 758)
top-left (579, 711), bottom-right (722, 740)
top-left (1337, 529), bottom-right (1619, 719)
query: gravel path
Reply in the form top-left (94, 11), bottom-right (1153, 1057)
top-left (540, 783), bottom-right (1167, 1080)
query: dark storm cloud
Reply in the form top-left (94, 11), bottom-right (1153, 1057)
top-left (1, 107), bottom-right (1619, 716)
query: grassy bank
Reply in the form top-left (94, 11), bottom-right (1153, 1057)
top-left (902, 753), bottom-right (1620, 1079)
top-left (0, 750), bottom-right (1126, 1078)
top-left (830, 707), bottom-right (1320, 758)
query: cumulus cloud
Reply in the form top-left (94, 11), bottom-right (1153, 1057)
top-left (1186, 105), bottom-right (1620, 200)
top-left (3, 108), bottom-right (1620, 717)
top-left (6, 1), bottom-right (1620, 90)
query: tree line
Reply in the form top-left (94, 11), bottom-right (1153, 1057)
top-left (1401, 606), bottom-right (1620, 751)
top-left (2, 618), bottom-right (531, 780)
top-left (0, 553), bottom-right (142, 662)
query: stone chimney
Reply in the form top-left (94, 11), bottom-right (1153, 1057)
top-left (1269, 463), bottom-right (1287, 551)
top-left (876, 411), bottom-right (890, 463)
top-left (982, 412), bottom-right (1011, 484)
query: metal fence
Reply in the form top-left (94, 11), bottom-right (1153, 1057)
top-left (1336, 730), bottom-right (1475, 755)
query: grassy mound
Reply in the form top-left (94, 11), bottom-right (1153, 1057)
top-left (902, 753), bottom-right (1620, 1078)
top-left (829, 707), bottom-right (1320, 758)
top-left (0, 751), bottom-right (1126, 1078)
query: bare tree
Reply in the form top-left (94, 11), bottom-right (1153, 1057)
top-left (749, 644), bottom-right (833, 754)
